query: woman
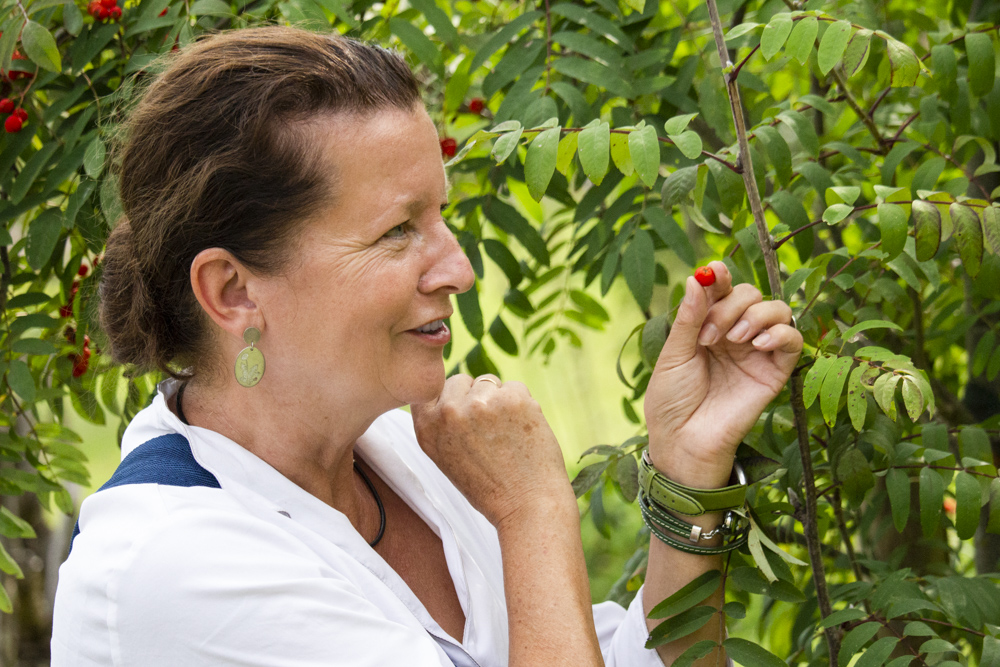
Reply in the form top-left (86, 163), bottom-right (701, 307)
top-left (51, 25), bottom-right (802, 666)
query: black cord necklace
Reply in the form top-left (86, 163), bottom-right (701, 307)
top-left (174, 382), bottom-right (385, 548)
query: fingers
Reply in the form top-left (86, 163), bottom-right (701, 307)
top-left (752, 323), bottom-right (804, 376)
top-left (699, 291), bottom-right (790, 347)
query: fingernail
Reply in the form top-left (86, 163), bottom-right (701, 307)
top-left (752, 332), bottom-right (771, 347)
top-left (727, 320), bottom-right (750, 343)
top-left (698, 323), bottom-right (718, 346)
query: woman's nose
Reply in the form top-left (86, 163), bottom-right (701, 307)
top-left (419, 221), bottom-right (476, 295)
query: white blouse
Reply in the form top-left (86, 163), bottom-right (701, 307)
top-left (51, 378), bottom-right (668, 666)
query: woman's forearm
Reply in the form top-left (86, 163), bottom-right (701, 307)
top-left (496, 492), bottom-right (604, 667)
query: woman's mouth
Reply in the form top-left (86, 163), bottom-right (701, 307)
top-left (408, 320), bottom-right (450, 345)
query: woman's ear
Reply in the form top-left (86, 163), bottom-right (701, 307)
top-left (189, 248), bottom-right (259, 339)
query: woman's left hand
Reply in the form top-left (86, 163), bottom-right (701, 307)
top-left (644, 261), bottom-right (803, 488)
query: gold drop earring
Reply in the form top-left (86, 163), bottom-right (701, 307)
top-left (235, 327), bottom-right (264, 388)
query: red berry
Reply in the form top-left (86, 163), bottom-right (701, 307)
top-left (71, 354), bottom-right (89, 377)
top-left (110, 6), bottom-right (122, 18)
top-left (468, 98), bottom-right (484, 114)
top-left (439, 137), bottom-right (457, 158)
top-left (98, 5), bottom-right (109, 18)
top-left (13, 108), bottom-right (26, 122)
top-left (100, 0), bottom-right (116, 8)
top-left (87, 1), bottom-right (101, 14)
top-left (694, 266), bottom-right (716, 287)
top-left (4, 115), bottom-right (22, 133)
top-left (11, 51), bottom-right (25, 61)
top-left (78, 263), bottom-right (89, 277)
top-left (0, 98), bottom-right (13, 114)
top-left (158, 6), bottom-right (168, 15)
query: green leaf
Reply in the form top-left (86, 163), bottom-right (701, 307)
top-left (668, 130), bottom-right (702, 160)
top-left (610, 130), bottom-right (634, 177)
top-left (786, 16), bottom-right (818, 65)
top-left (524, 126), bottom-right (560, 201)
top-left (919, 465), bottom-right (944, 538)
top-left (822, 607), bottom-right (869, 628)
top-left (877, 202), bottom-right (908, 261)
top-left (622, 229), bottom-right (655, 310)
top-left (760, 13), bottom-right (793, 61)
top-left (661, 166), bottom-right (697, 209)
top-left (664, 113), bottom-right (698, 136)
top-left (804, 354), bottom-right (836, 409)
top-left (0, 507), bottom-right (36, 538)
top-left (671, 640), bottom-right (719, 667)
top-left (950, 202), bottom-right (983, 278)
top-left (6, 360), bottom-right (35, 404)
top-left (648, 570), bottom-right (722, 619)
top-left (817, 20), bottom-right (853, 75)
top-left (983, 206), bottom-right (1000, 255)
top-left (886, 37), bottom-right (920, 87)
top-left (988, 478), bottom-right (1000, 535)
top-left (886, 468), bottom-right (911, 533)
top-left (821, 356), bottom-right (853, 427)
top-left (455, 282), bottom-right (483, 339)
top-left (492, 127), bottom-right (523, 163)
top-left (645, 606), bottom-right (716, 647)
top-left (912, 200), bottom-right (942, 261)
top-left (723, 637), bottom-right (786, 667)
top-left (571, 460), bottom-right (609, 496)
top-left (824, 204), bottom-right (854, 224)
top-left (955, 471), bottom-right (981, 540)
top-left (63, 1), bottom-right (83, 35)
top-left (966, 32), bottom-right (996, 97)
top-left (629, 125), bottom-right (660, 188)
top-left (0, 542), bottom-right (23, 578)
top-left (900, 379), bottom-right (923, 421)
top-left (555, 133), bottom-right (578, 176)
top-left (842, 29), bottom-right (873, 77)
top-left (21, 20), bottom-right (61, 72)
top-left (469, 12), bottom-right (544, 72)
top-left (847, 365), bottom-right (869, 431)
top-left (488, 316), bottom-right (518, 355)
top-left (189, 0), bottom-right (231, 14)
top-left (622, 0), bottom-right (646, 13)
top-left (644, 208), bottom-right (696, 267)
top-left (26, 210), bottom-right (63, 271)
top-left (616, 452), bottom-right (639, 502)
top-left (839, 448), bottom-right (875, 506)
top-left (578, 122), bottom-right (610, 185)
top-left (724, 22), bottom-right (761, 42)
top-left (873, 372), bottom-right (901, 419)
top-left (839, 622), bottom-right (881, 664)
top-left (641, 312), bottom-right (670, 367)
top-left (83, 136), bottom-right (105, 179)
top-left (0, 585), bottom-right (10, 614)
top-left (856, 637), bottom-right (900, 667)
top-left (842, 319), bottom-right (904, 343)
top-left (982, 635), bottom-right (1000, 667)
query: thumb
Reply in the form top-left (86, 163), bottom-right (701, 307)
top-left (657, 276), bottom-right (710, 367)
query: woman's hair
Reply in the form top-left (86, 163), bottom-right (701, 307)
top-left (100, 24), bottom-right (421, 378)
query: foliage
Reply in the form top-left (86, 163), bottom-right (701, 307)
top-left (1, 0), bottom-right (1000, 662)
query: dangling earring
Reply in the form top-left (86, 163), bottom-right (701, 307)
top-left (234, 327), bottom-right (264, 388)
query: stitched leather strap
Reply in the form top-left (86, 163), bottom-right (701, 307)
top-left (638, 450), bottom-right (747, 516)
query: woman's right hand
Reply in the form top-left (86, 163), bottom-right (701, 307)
top-left (410, 374), bottom-right (574, 529)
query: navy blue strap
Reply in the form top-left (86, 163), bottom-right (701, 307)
top-left (70, 434), bottom-right (220, 551)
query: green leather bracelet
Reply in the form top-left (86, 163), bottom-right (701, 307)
top-left (638, 450), bottom-right (747, 516)
top-left (638, 487), bottom-right (749, 555)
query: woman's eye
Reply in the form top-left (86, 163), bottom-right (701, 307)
top-left (383, 223), bottom-right (407, 239)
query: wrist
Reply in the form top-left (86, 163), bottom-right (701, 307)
top-left (647, 438), bottom-right (736, 489)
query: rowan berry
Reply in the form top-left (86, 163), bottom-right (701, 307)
top-left (0, 98), bottom-right (13, 114)
top-left (59, 282), bottom-right (79, 318)
top-left (440, 137), bottom-right (457, 158)
top-left (70, 353), bottom-right (88, 377)
top-left (98, 5), bottom-right (110, 18)
top-left (468, 98), bottom-right (484, 114)
top-left (13, 108), bottom-right (26, 122)
top-left (100, 0), bottom-right (116, 8)
top-left (78, 263), bottom-right (89, 277)
top-left (4, 115), bottom-right (22, 133)
top-left (110, 6), bottom-right (122, 18)
top-left (87, 1), bottom-right (101, 14)
top-left (159, 7), bottom-right (168, 15)
top-left (694, 266), bottom-right (716, 287)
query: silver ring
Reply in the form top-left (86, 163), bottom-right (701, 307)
top-left (474, 376), bottom-right (501, 388)
top-left (790, 315), bottom-right (798, 329)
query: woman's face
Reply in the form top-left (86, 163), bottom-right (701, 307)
top-left (254, 105), bottom-right (474, 413)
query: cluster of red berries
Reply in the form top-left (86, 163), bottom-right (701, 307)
top-left (65, 328), bottom-right (92, 378)
top-left (1, 98), bottom-right (27, 133)
top-left (1, 50), bottom-right (34, 84)
top-left (87, 0), bottom-right (123, 21)
top-left (61, 264), bottom-right (95, 377)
